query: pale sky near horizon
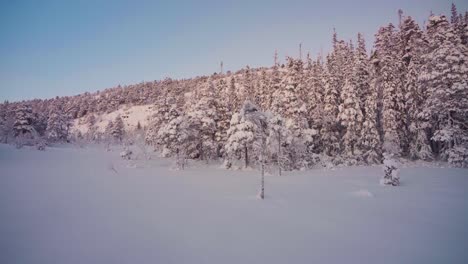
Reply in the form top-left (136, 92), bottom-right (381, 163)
top-left (0, 0), bottom-right (466, 102)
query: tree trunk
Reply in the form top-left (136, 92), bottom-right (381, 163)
top-left (259, 163), bottom-right (265, 199)
top-left (278, 132), bottom-right (282, 176)
top-left (244, 144), bottom-right (249, 168)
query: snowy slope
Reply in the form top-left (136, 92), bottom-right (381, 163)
top-left (1, 144), bottom-right (467, 264)
top-left (72, 104), bottom-right (154, 135)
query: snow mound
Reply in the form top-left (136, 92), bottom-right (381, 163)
top-left (351, 189), bottom-right (374, 197)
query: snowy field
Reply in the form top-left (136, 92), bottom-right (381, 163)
top-left (1, 144), bottom-right (467, 264)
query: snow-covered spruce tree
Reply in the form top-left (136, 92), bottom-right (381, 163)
top-left (104, 120), bottom-right (114, 147)
top-left (360, 62), bottom-right (382, 164)
top-left (227, 76), bottom-right (240, 114)
top-left (145, 94), bottom-right (178, 149)
top-left (353, 33), bottom-right (370, 118)
top-left (186, 79), bottom-right (218, 161)
top-left (13, 103), bottom-right (38, 146)
top-left (305, 55), bottom-right (324, 133)
top-left (0, 101), bottom-right (15, 144)
top-left (157, 114), bottom-right (197, 169)
top-left (240, 66), bottom-right (255, 103)
top-left (270, 57), bottom-right (313, 168)
top-left (85, 114), bottom-right (98, 141)
top-left (214, 78), bottom-right (232, 157)
top-left (338, 79), bottom-right (363, 163)
top-left (224, 102), bottom-right (258, 169)
top-left (266, 50), bottom-right (283, 110)
top-left (329, 31), bottom-right (355, 102)
top-left (450, 3), bottom-right (467, 45)
top-left (33, 111), bottom-right (48, 139)
top-left (374, 24), bottom-right (405, 156)
top-left (271, 57), bottom-right (308, 130)
top-left (46, 106), bottom-right (71, 142)
top-left (400, 16), bottom-right (433, 160)
top-left (111, 115), bottom-right (125, 143)
top-left (320, 67), bottom-right (341, 156)
top-left (267, 115), bottom-right (293, 175)
top-left (420, 15), bottom-right (468, 166)
top-left (255, 69), bottom-right (270, 110)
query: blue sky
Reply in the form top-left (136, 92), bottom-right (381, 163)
top-left (0, 0), bottom-right (466, 101)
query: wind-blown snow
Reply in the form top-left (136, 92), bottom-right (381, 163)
top-left (1, 144), bottom-right (467, 264)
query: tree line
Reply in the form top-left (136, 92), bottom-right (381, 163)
top-left (1, 5), bottom-right (467, 168)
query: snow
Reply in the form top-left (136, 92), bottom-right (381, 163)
top-left (351, 189), bottom-right (374, 197)
top-left (72, 104), bottom-right (154, 135)
top-left (1, 144), bottom-right (468, 264)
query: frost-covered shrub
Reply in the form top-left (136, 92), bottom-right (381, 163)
top-left (447, 146), bottom-right (468, 168)
top-left (36, 140), bottom-right (46, 151)
top-left (381, 154), bottom-right (400, 186)
top-left (120, 149), bottom-right (133, 160)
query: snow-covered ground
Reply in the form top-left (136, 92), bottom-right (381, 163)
top-left (72, 104), bottom-right (154, 135)
top-left (1, 144), bottom-right (467, 264)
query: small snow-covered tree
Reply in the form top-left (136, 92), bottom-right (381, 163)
top-left (380, 154), bottom-right (400, 186)
top-left (104, 120), bottom-right (114, 146)
top-left (112, 115), bottom-right (125, 143)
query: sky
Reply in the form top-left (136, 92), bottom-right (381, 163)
top-left (0, 0), bottom-right (466, 102)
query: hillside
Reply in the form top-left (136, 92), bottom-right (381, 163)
top-left (1, 7), bottom-right (467, 169)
